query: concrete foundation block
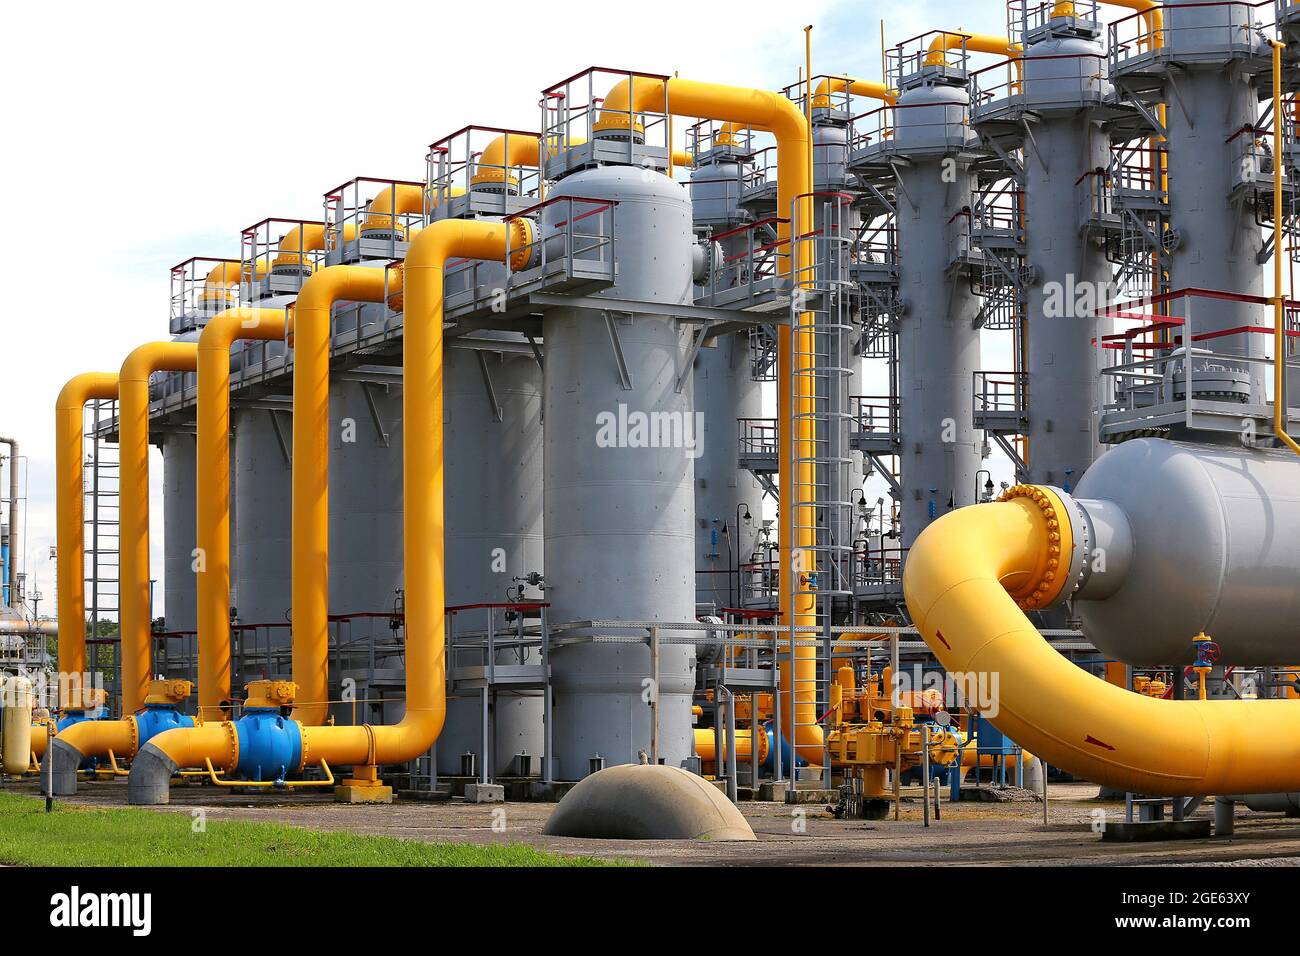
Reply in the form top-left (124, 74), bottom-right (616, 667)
top-left (757, 781), bottom-right (790, 802)
top-left (464, 783), bottom-right (505, 804)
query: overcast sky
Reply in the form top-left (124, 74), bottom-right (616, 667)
top-left (0, 0), bottom-right (1011, 616)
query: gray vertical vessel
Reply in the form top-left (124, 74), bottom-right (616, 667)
top-left (232, 404), bottom-right (292, 638)
top-left (543, 162), bottom-right (697, 779)
top-left (891, 71), bottom-right (985, 546)
top-left (438, 345), bottom-right (545, 776)
top-left (161, 431), bottom-right (197, 639)
top-left (689, 149), bottom-right (762, 611)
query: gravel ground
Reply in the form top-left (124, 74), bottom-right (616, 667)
top-left (8, 779), bottom-right (1300, 866)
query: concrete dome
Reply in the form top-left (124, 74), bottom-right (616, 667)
top-left (543, 764), bottom-right (756, 841)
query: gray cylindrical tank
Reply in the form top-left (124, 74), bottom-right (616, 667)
top-left (232, 406), bottom-right (292, 640)
top-left (1021, 30), bottom-right (1112, 489)
top-left (161, 430), bottom-right (197, 677)
top-left (692, 334), bottom-right (761, 610)
top-left (437, 347), bottom-right (545, 776)
top-left (1064, 437), bottom-right (1300, 665)
top-left (1159, 0), bottom-right (1269, 401)
top-left (543, 162), bottom-right (697, 780)
top-left (689, 153), bottom-right (763, 610)
top-left (894, 80), bottom-right (984, 547)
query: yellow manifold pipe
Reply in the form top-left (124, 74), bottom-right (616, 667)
top-left (904, 485), bottom-right (1300, 796)
top-left (924, 32), bottom-right (1022, 67)
top-left (812, 77), bottom-right (897, 108)
top-left (55, 372), bottom-right (120, 697)
top-left (145, 220), bottom-right (521, 780)
top-left (196, 309), bottom-right (288, 720)
top-left (119, 342), bottom-right (198, 715)
top-left (597, 75), bottom-right (821, 763)
top-left (290, 267), bottom-right (391, 726)
top-left (273, 223), bottom-right (327, 270)
top-left (471, 131), bottom-right (691, 186)
top-left (1054, 1), bottom-right (1164, 49)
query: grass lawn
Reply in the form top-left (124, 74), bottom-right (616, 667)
top-left (0, 792), bottom-right (622, 867)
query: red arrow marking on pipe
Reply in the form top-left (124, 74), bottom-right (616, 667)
top-left (934, 629), bottom-right (951, 650)
top-left (1084, 735), bottom-right (1116, 751)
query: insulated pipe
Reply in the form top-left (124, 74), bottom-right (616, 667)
top-left (0, 435), bottom-right (18, 607)
top-left (118, 343), bottom-right (198, 715)
top-left (131, 221), bottom-right (521, 800)
top-left (597, 75), bottom-right (820, 763)
top-left (904, 485), bottom-right (1300, 796)
top-left (812, 77), bottom-right (897, 108)
top-left (55, 373), bottom-right (120, 693)
top-left (196, 309), bottom-right (288, 720)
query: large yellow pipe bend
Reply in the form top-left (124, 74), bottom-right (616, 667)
top-left (290, 267), bottom-right (390, 726)
top-left (55, 372), bottom-right (121, 693)
top-left (119, 342), bottom-right (198, 715)
top-left (924, 33), bottom-right (1023, 83)
top-left (196, 309), bottom-right (287, 720)
top-left (598, 75), bottom-right (820, 763)
top-left (904, 486), bottom-right (1300, 797)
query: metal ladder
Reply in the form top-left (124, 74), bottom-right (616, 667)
top-left (786, 192), bottom-right (857, 781)
top-left (84, 399), bottom-right (121, 715)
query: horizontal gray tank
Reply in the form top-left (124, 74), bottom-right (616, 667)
top-left (542, 162), bottom-right (697, 780)
top-left (1062, 437), bottom-right (1300, 665)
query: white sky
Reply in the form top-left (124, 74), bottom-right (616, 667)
top-left (0, 0), bottom-right (1016, 616)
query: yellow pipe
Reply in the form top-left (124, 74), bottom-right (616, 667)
top-left (812, 77), bottom-right (897, 108)
top-left (904, 485), bottom-right (1300, 796)
top-left (55, 372), bottom-right (120, 695)
top-left (119, 342), bottom-right (198, 714)
top-left (52, 715), bottom-right (138, 768)
top-left (360, 184), bottom-right (424, 233)
top-left (196, 309), bottom-right (287, 720)
top-left (1270, 41), bottom-right (1300, 458)
top-left (471, 132), bottom-right (692, 185)
top-left (597, 75), bottom-right (820, 763)
top-left (924, 32), bottom-right (1022, 69)
top-left (201, 261), bottom-right (242, 305)
top-left (272, 223), bottom-right (327, 270)
top-left (290, 267), bottom-right (390, 726)
top-left (147, 219), bottom-right (529, 781)
top-left (694, 727), bottom-right (769, 766)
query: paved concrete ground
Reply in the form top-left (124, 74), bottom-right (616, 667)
top-left (10, 779), bottom-right (1300, 865)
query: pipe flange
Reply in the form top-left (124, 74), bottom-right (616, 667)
top-left (998, 484), bottom-right (1075, 611)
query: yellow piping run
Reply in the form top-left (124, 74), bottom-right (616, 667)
top-left (289, 267), bottom-right (391, 725)
top-left (812, 77), bottom-right (897, 108)
top-left (201, 262), bottom-right (242, 305)
top-left (905, 485), bottom-right (1300, 796)
top-left (55, 372), bottom-right (120, 697)
top-left (472, 131), bottom-right (691, 185)
top-left (272, 223), bottom-right (327, 270)
top-left (924, 33), bottom-right (1023, 86)
top-left (147, 220), bottom-right (522, 776)
top-left (119, 342), bottom-right (198, 715)
top-left (595, 75), bottom-right (821, 763)
top-left (196, 309), bottom-right (288, 720)
top-left (53, 715), bottom-right (138, 768)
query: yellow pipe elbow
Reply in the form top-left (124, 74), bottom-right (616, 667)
top-left (55, 373), bottom-right (120, 689)
top-left (118, 343), bottom-right (198, 715)
top-left (56, 716), bottom-right (139, 762)
top-left (812, 77), bottom-right (897, 109)
top-left (201, 261), bottom-right (242, 304)
top-left (196, 309), bottom-right (287, 721)
top-left (273, 223), bottom-right (327, 270)
top-left (694, 727), bottom-right (769, 766)
top-left (290, 267), bottom-right (390, 726)
top-left (148, 721), bottom-right (239, 773)
top-left (924, 33), bottom-right (1023, 85)
top-left (905, 486), bottom-right (1300, 797)
top-left (361, 184), bottom-right (424, 233)
top-left (299, 219), bottom-right (512, 770)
